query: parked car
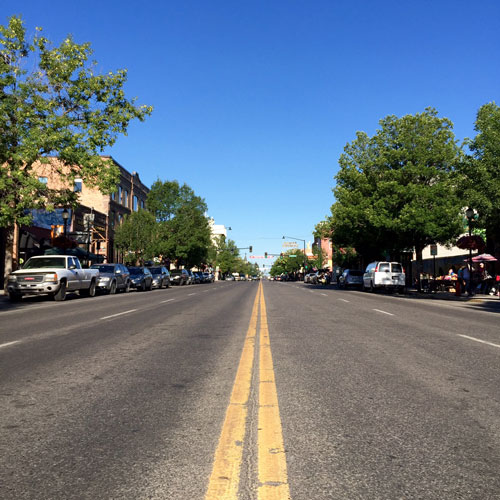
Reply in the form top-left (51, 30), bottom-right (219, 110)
top-left (363, 261), bottom-right (405, 292)
top-left (7, 255), bottom-right (99, 302)
top-left (203, 272), bottom-right (215, 283)
top-left (128, 266), bottom-right (153, 291)
top-left (186, 270), bottom-right (196, 285)
top-left (170, 269), bottom-right (189, 286)
top-left (338, 269), bottom-right (363, 289)
top-left (225, 274), bottom-right (235, 281)
top-left (193, 271), bottom-right (205, 283)
top-left (91, 263), bottom-right (131, 294)
top-left (149, 266), bottom-right (170, 289)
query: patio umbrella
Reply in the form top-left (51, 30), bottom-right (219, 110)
top-left (471, 253), bottom-right (498, 262)
top-left (456, 234), bottom-right (486, 251)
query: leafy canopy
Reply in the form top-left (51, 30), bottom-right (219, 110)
top-left (0, 15), bottom-right (152, 227)
top-left (331, 108), bottom-right (463, 262)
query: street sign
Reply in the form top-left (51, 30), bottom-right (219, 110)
top-left (282, 241), bottom-right (298, 248)
top-left (430, 244), bottom-right (438, 256)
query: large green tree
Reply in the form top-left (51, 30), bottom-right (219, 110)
top-left (457, 102), bottom-right (500, 251)
top-left (331, 108), bottom-right (463, 286)
top-left (146, 179), bottom-right (210, 268)
top-left (114, 210), bottom-right (158, 264)
top-left (0, 16), bottom-right (152, 281)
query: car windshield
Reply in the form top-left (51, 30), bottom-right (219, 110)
top-left (91, 265), bottom-right (115, 273)
top-left (149, 268), bottom-right (163, 275)
top-left (23, 257), bottom-right (66, 269)
top-left (392, 264), bottom-right (403, 273)
top-left (170, 270), bottom-right (182, 276)
top-left (128, 267), bottom-right (143, 275)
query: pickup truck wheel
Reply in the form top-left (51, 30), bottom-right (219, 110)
top-left (54, 281), bottom-right (67, 301)
top-left (81, 280), bottom-right (96, 298)
top-left (109, 281), bottom-right (117, 295)
top-left (8, 292), bottom-right (22, 302)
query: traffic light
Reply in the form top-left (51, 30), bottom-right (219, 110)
top-left (249, 245), bottom-right (253, 253)
top-left (265, 252), bottom-right (268, 258)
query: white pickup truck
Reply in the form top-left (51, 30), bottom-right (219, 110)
top-left (7, 255), bottom-right (100, 302)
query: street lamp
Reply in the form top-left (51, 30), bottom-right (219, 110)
top-left (465, 207), bottom-right (474, 296)
top-left (62, 208), bottom-right (69, 237)
top-left (282, 235), bottom-right (306, 280)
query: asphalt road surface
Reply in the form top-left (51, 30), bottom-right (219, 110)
top-left (1, 281), bottom-right (499, 499)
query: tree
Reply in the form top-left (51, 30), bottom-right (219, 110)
top-left (114, 210), bottom-right (157, 264)
top-left (209, 235), bottom-right (239, 275)
top-left (457, 102), bottom-right (500, 252)
top-left (0, 16), bottom-right (152, 282)
top-left (145, 179), bottom-right (210, 268)
top-left (331, 108), bottom-right (463, 288)
top-left (147, 180), bottom-right (206, 222)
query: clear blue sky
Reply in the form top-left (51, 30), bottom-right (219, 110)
top-left (4, 1), bottom-right (500, 267)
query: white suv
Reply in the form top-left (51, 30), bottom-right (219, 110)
top-left (363, 261), bottom-right (405, 292)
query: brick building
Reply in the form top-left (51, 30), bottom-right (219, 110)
top-left (1, 156), bottom-right (149, 283)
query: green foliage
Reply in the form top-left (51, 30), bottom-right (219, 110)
top-left (145, 179), bottom-right (210, 268)
top-left (457, 102), bottom-right (500, 244)
top-left (0, 15), bottom-right (152, 228)
top-left (331, 108), bottom-right (463, 264)
top-left (270, 249), bottom-right (304, 276)
top-left (209, 236), bottom-right (239, 274)
top-left (114, 210), bottom-right (157, 264)
top-left (147, 180), bottom-right (206, 222)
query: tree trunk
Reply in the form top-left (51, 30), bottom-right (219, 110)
top-left (415, 245), bottom-right (424, 293)
top-left (2, 225), bottom-right (15, 292)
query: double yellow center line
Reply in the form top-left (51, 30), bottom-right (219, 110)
top-left (205, 282), bottom-right (290, 500)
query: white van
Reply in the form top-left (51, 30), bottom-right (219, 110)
top-left (363, 261), bottom-right (405, 292)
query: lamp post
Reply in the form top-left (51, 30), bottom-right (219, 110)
top-left (62, 208), bottom-right (69, 237)
top-left (465, 207), bottom-right (474, 296)
top-left (283, 235), bottom-right (306, 280)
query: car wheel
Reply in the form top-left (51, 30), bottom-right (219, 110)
top-left (109, 281), bottom-right (117, 295)
top-left (124, 281), bottom-right (131, 293)
top-left (85, 280), bottom-right (97, 297)
top-left (141, 281), bottom-right (146, 292)
top-left (369, 281), bottom-right (374, 293)
top-left (54, 281), bottom-right (67, 301)
top-left (148, 280), bottom-right (153, 291)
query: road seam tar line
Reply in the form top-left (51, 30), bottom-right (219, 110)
top-left (100, 309), bottom-right (137, 320)
top-left (160, 298), bottom-right (175, 304)
top-left (457, 334), bottom-right (500, 349)
top-left (338, 298), bottom-right (350, 303)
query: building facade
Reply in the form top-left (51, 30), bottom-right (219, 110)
top-left (3, 156), bottom-right (149, 279)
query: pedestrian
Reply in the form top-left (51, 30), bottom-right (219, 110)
top-left (463, 264), bottom-right (472, 296)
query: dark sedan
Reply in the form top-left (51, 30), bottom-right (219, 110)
top-left (149, 266), bottom-right (170, 289)
top-left (170, 269), bottom-right (189, 286)
top-left (128, 266), bottom-right (153, 291)
top-left (91, 263), bottom-right (131, 294)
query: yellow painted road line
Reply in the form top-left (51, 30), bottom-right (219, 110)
top-left (205, 285), bottom-right (261, 500)
top-left (258, 284), bottom-right (291, 500)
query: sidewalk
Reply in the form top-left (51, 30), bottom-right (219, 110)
top-left (405, 288), bottom-right (499, 303)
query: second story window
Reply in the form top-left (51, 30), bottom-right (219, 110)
top-left (133, 195), bottom-right (138, 211)
top-left (123, 189), bottom-right (129, 208)
top-left (110, 210), bottom-right (115, 229)
top-left (141, 199), bottom-right (145, 209)
top-left (111, 191), bottom-right (115, 201)
top-left (118, 186), bottom-right (122, 204)
top-left (74, 178), bottom-right (82, 193)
